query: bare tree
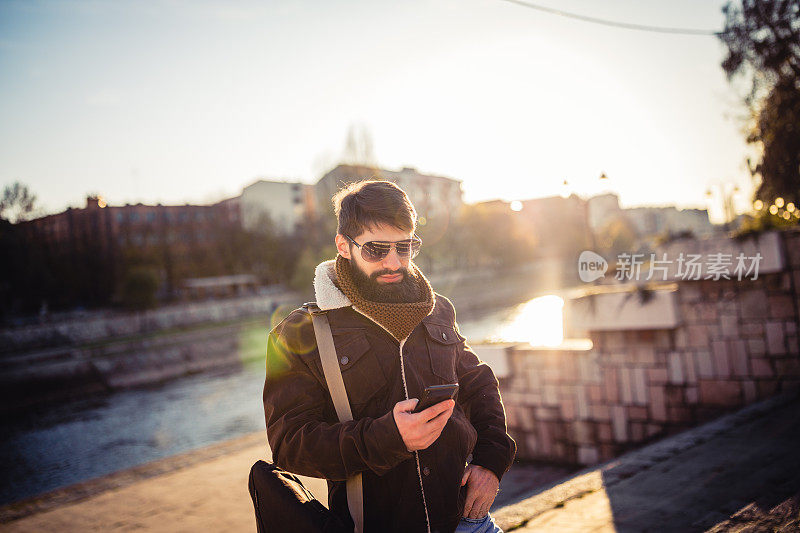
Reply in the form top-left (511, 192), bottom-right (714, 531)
top-left (342, 123), bottom-right (377, 166)
top-left (0, 182), bottom-right (38, 223)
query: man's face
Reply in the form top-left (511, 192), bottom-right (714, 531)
top-left (335, 224), bottom-right (420, 302)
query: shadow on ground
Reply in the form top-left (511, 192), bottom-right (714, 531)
top-left (495, 388), bottom-right (800, 532)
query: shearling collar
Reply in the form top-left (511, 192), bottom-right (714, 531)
top-left (313, 259), bottom-right (352, 310)
top-left (312, 257), bottom-right (436, 342)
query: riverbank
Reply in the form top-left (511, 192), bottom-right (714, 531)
top-left (0, 317), bottom-right (269, 416)
top-left (0, 430), bottom-right (571, 531)
top-left (1, 260), bottom-right (576, 416)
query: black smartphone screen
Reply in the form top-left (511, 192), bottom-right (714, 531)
top-left (412, 383), bottom-right (459, 413)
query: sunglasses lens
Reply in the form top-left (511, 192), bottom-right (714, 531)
top-left (410, 239), bottom-right (421, 257)
top-left (362, 242), bottom-right (390, 262)
top-left (394, 240), bottom-right (420, 257)
top-left (357, 238), bottom-right (422, 262)
top-left (394, 242), bottom-right (410, 257)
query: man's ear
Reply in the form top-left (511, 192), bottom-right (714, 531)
top-left (335, 234), bottom-right (351, 259)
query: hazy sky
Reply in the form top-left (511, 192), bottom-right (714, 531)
top-left (1, 0), bottom-right (755, 222)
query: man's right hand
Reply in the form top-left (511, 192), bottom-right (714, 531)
top-left (392, 398), bottom-right (455, 452)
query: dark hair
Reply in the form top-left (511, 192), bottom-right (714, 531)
top-left (332, 180), bottom-right (417, 237)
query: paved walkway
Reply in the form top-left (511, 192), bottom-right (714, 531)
top-left (0, 432), bottom-right (278, 532)
top-left (2, 389), bottom-right (798, 532)
top-left (492, 388), bottom-right (800, 532)
top-left (0, 430), bottom-right (567, 532)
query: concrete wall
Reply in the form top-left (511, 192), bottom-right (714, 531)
top-left (501, 227), bottom-right (800, 466)
top-left (0, 290), bottom-right (297, 353)
top-left (0, 320), bottom-right (257, 415)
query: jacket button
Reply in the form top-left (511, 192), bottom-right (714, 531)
top-left (422, 466), bottom-right (431, 476)
top-left (340, 356), bottom-right (349, 365)
top-left (441, 332), bottom-right (447, 340)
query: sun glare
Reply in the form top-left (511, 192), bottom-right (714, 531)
top-left (488, 294), bottom-right (564, 346)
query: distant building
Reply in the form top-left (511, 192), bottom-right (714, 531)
top-left (17, 195), bottom-right (120, 306)
top-left (513, 194), bottom-right (594, 258)
top-left (585, 192), bottom-right (714, 238)
top-left (473, 199), bottom-right (512, 210)
top-left (23, 195), bottom-right (117, 257)
top-left (315, 164), bottom-right (463, 222)
top-left (108, 201), bottom-right (229, 249)
top-left (214, 195), bottom-right (242, 227)
top-left (19, 195), bottom-right (243, 304)
top-left (587, 193), bottom-right (623, 231)
top-left (624, 205), bottom-right (713, 238)
top-left (240, 179), bottom-right (316, 233)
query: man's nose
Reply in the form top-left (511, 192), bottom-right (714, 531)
top-left (382, 246), bottom-right (402, 270)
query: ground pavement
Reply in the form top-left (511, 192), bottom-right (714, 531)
top-left (492, 388), bottom-right (800, 532)
top-left (2, 389), bottom-right (798, 532)
top-left (0, 429), bottom-right (567, 532)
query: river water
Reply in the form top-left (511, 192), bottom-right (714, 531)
top-left (0, 295), bottom-right (565, 506)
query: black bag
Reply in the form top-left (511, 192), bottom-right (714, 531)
top-left (248, 460), bottom-right (350, 533)
top-left (252, 304), bottom-right (363, 532)
top-left (248, 302), bottom-right (364, 533)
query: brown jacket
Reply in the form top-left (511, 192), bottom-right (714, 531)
top-left (263, 260), bottom-right (516, 533)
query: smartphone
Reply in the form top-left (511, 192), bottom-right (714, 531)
top-left (412, 383), bottom-right (459, 413)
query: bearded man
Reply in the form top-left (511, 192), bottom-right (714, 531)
top-left (263, 180), bottom-right (516, 533)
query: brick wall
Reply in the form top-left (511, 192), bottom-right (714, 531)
top-left (502, 228), bottom-right (800, 465)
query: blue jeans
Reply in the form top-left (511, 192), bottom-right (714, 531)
top-left (454, 512), bottom-right (503, 533)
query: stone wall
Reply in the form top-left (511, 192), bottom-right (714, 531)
top-left (0, 320), bottom-right (261, 415)
top-left (0, 290), bottom-right (297, 353)
top-left (501, 228), bottom-right (800, 466)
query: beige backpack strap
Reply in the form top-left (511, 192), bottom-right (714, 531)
top-left (306, 304), bottom-right (364, 533)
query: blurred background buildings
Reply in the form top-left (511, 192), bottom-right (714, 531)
top-left (4, 161), bottom-right (725, 319)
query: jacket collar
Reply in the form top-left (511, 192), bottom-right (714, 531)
top-left (313, 259), bottom-right (352, 311)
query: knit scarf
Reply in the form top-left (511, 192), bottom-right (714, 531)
top-left (335, 254), bottom-right (435, 342)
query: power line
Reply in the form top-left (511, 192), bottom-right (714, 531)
top-left (496, 0), bottom-right (724, 36)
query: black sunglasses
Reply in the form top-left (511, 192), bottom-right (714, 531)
top-left (344, 234), bottom-right (422, 263)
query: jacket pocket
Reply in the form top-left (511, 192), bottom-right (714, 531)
top-left (451, 406), bottom-right (478, 460)
top-left (423, 321), bottom-right (463, 384)
top-left (332, 328), bottom-right (387, 408)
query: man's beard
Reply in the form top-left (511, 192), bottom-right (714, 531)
top-left (348, 260), bottom-right (423, 303)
